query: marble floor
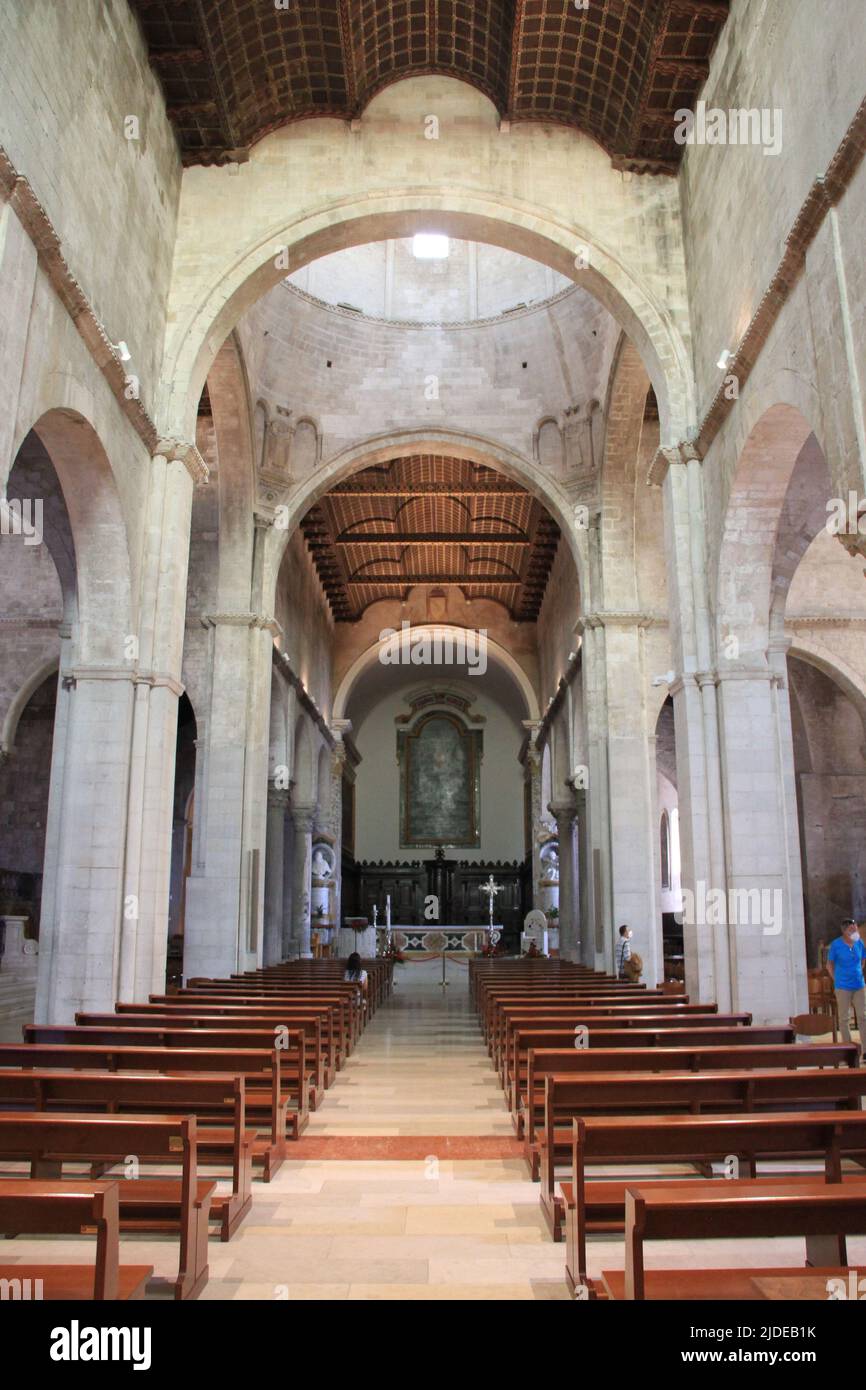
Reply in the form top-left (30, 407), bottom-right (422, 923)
top-left (3, 960), bottom-right (866, 1300)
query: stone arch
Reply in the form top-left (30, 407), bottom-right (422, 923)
top-left (1, 655), bottom-right (59, 757)
top-left (206, 337), bottom-right (258, 610)
top-left (599, 334), bottom-right (652, 610)
top-left (333, 624), bottom-right (540, 724)
top-left (13, 409), bottom-right (133, 663)
top-left (787, 640), bottom-right (866, 734)
top-left (265, 427), bottom-right (585, 605)
top-left (162, 197), bottom-right (693, 454)
top-left (715, 403), bottom-right (824, 664)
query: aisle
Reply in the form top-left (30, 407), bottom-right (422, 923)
top-left (202, 958), bottom-right (570, 1299)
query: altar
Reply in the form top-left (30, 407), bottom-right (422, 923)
top-left (382, 925), bottom-right (504, 955)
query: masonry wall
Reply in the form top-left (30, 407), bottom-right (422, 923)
top-left (680, 0), bottom-right (866, 421)
top-left (275, 531), bottom-right (334, 721)
top-left (0, 0), bottom-right (182, 410)
top-left (237, 278), bottom-right (617, 471)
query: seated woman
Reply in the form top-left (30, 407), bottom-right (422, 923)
top-left (344, 951), bottom-right (368, 999)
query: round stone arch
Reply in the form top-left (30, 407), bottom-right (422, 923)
top-left (714, 400), bottom-right (827, 666)
top-left (10, 408), bottom-right (133, 665)
top-left (161, 196), bottom-right (694, 452)
top-left (265, 427), bottom-right (586, 605)
top-left (0, 655), bottom-right (59, 758)
top-left (786, 639), bottom-right (866, 732)
top-left (333, 623), bottom-right (540, 725)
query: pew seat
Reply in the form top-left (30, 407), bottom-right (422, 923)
top-left (618, 1180), bottom-right (866, 1298)
top-left (597, 1266), bottom-right (866, 1301)
top-left (0, 1179), bottom-right (152, 1300)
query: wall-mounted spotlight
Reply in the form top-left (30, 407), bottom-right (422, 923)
top-left (112, 341), bottom-right (132, 363)
top-left (716, 348), bottom-right (734, 370)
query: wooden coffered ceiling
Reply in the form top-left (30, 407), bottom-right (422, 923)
top-left (128, 0), bottom-right (729, 173)
top-left (301, 456), bottom-right (560, 621)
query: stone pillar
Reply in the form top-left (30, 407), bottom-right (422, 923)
top-left (117, 448), bottom-right (195, 1004)
top-left (36, 667), bottom-right (135, 1021)
top-left (661, 455), bottom-right (808, 1020)
top-left (574, 787), bottom-right (592, 966)
top-left (183, 609), bottom-right (275, 981)
top-left (549, 799), bottom-right (578, 960)
top-left (522, 730), bottom-right (544, 908)
top-left (263, 785), bottom-right (289, 966)
top-left (662, 457), bottom-right (732, 1009)
top-left (290, 803), bottom-right (316, 958)
top-left (714, 661), bottom-right (808, 1021)
top-left (35, 447), bottom-right (197, 1021)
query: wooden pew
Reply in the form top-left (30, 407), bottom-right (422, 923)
top-left (498, 1009), bottom-right (750, 1091)
top-left (482, 988), bottom-right (693, 1042)
top-left (184, 982), bottom-right (363, 1051)
top-left (80, 1008), bottom-right (336, 1101)
top-left (0, 1043), bottom-right (288, 1180)
top-left (138, 995), bottom-right (354, 1074)
top-left (242, 959), bottom-right (391, 1012)
top-left (0, 1070), bottom-right (253, 1239)
top-left (562, 1109), bottom-right (866, 1281)
top-left (23, 1025), bottom-right (311, 1143)
top-left (513, 1039), bottom-right (858, 1150)
top-left (0, 1179), bottom-right (152, 1300)
top-left (491, 1002), bottom-right (731, 1074)
top-left (0, 1113), bottom-right (210, 1299)
top-left (536, 1063), bottom-right (866, 1192)
top-left (614, 1181), bottom-right (866, 1299)
top-left (481, 989), bottom-right (668, 1049)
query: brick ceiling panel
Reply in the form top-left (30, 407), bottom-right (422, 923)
top-left (128, 0), bottom-right (729, 170)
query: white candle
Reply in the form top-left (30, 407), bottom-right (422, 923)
top-left (386, 894), bottom-right (391, 927)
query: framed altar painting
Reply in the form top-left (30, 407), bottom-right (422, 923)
top-left (397, 710), bottom-right (482, 847)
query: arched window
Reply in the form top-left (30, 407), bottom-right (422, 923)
top-left (660, 810), bottom-right (671, 891)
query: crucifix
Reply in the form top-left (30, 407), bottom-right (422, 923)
top-left (480, 873), bottom-right (503, 929)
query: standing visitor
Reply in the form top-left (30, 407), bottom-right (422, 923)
top-left (826, 919), bottom-right (866, 1058)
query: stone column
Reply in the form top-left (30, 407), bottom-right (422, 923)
top-left (263, 785), bottom-right (289, 966)
top-left (714, 661), bottom-right (808, 1021)
top-left (36, 446), bottom-right (198, 1021)
top-left (661, 455), bottom-right (807, 1020)
top-left (117, 447), bottom-right (196, 1004)
top-left (522, 729), bottom-right (544, 908)
top-left (574, 786), bottom-right (592, 966)
top-left (549, 799), bottom-right (578, 960)
top-left (290, 803), bottom-right (316, 958)
top-left (36, 666), bottom-right (135, 1021)
top-left (662, 456), bottom-right (732, 1009)
top-left (183, 609), bottom-right (275, 981)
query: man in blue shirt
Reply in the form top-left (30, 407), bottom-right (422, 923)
top-left (826, 919), bottom-right (866, 1060)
